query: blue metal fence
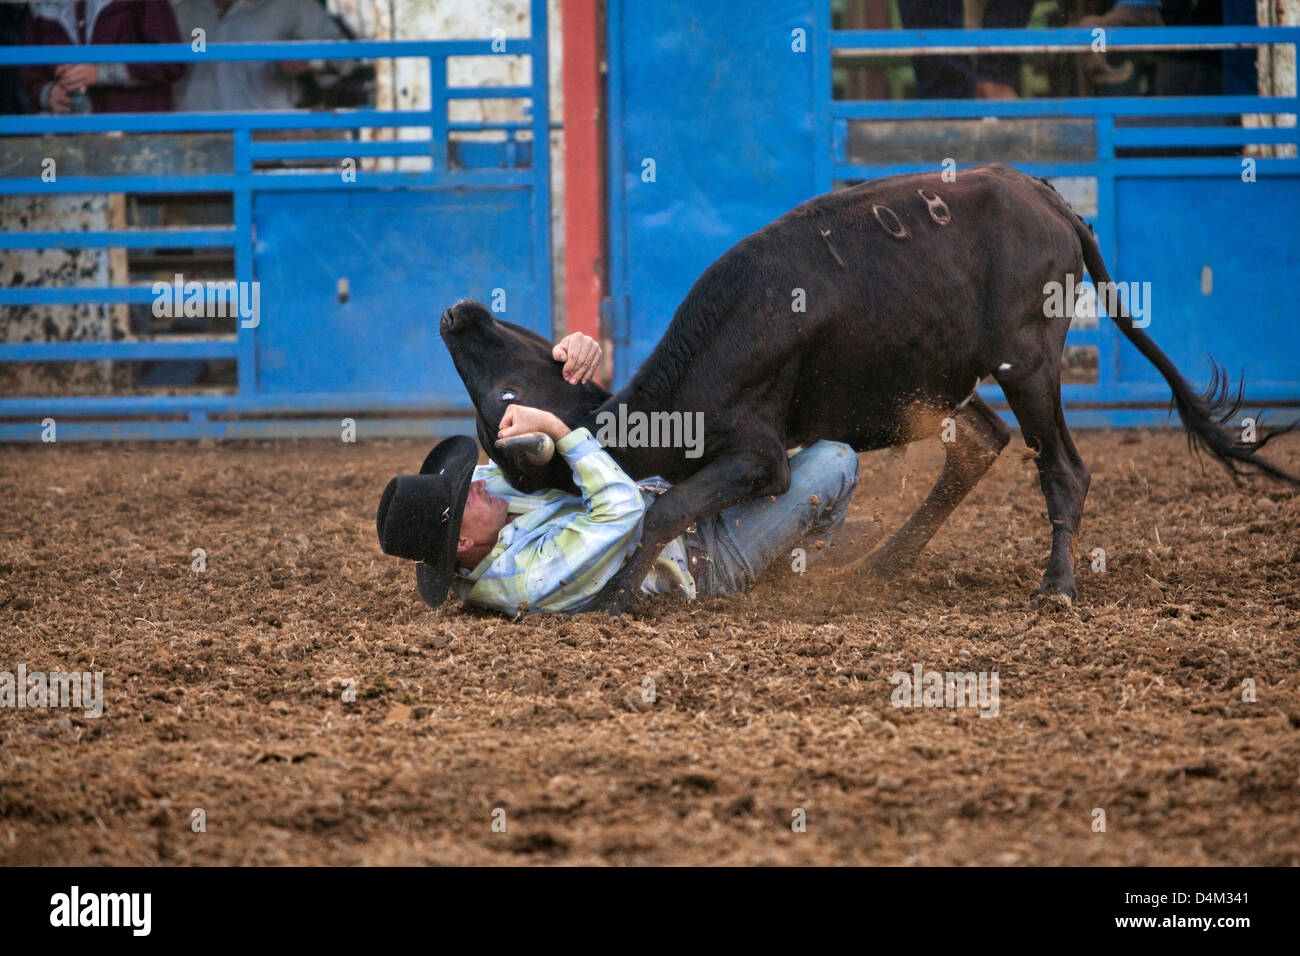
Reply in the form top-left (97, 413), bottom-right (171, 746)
top-left (823, 23), bottom-right (1300, 426)
top-left (604, 7), bottom-right (1300, 428)
top-left (0, 0), bottom-right (551, 441)
top-left (5, 9), bottom-right (1297, 440)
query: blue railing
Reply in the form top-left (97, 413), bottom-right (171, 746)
top-left (0, 6), bottom-right (551, 440)
top-left (819, 23), bottom-right (1300, 424)
top-left (823, 26), bottom-right (1300, 179)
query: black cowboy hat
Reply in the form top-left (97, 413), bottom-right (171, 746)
top-left (376, 435), bottom-right (479, 607)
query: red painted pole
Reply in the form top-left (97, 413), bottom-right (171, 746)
top-left (562, 0), bottom-right (606, 368)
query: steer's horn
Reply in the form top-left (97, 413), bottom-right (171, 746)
top-left (494, 432), bottom-right (556, 466)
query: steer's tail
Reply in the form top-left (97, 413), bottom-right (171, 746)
top-left (1060, 201), bottom-right (1299, 486)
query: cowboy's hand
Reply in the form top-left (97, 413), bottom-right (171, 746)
top-left (56, 64), bottom-right (99, 90)
top-left (498, 404), bottom-right (571, 442)
top-left (552, 332), bottom-right (600, 385)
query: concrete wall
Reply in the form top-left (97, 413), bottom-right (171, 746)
top-left (0, 194), bottom-right (126, 396)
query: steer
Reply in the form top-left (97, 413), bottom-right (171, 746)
top-left (442, 163), bottom-right (1297, 614)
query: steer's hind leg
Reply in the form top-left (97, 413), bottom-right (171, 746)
top-left (995, 368), bottom-right (1091, 604)
top-left (855, 394), bottom-right (1010, 576)
top-left (581, 444), bottom-right (791, 615)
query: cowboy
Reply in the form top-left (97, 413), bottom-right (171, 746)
top-left (377, 334), bottom-right (860, 616)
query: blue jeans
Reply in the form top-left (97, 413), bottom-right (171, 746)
top-left (689, 441), bottom-right (859, 596)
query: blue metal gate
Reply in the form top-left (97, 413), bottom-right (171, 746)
top-left (604, 4), bottom-right (1300, 427)
top-left (0, 2), bottom-right (550, 441)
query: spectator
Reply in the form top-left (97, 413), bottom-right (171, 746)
top-left (898, 0), bottom-right (1037, 99)
top-left (1080, 0), bottom-right (1165, 30)
top-left (0, 3), bottom-right (31, 114)
top-left (23, 1), bottom-right (185, 113)
top-left (1075, 2), bottom-right (1164, 90)
top-left (173, 0), bottom-right (346, 111)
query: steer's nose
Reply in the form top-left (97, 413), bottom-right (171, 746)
top-left (439, 307), bottom-right (459, 335)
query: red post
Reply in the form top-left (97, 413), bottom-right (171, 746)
top-left (562, 0), bottom-right (606, 362)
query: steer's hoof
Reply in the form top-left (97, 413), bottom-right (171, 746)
top-left (822, 517), bottom-right (885, 568)
top-left (583, 590), bottom-right (631, 616)
top-left (1033, 590), bottom-right (1074, 609)
top-left (853, 547), bottom-right (915, 580)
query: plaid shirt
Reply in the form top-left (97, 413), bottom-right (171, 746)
top-left (451, 428), bottom-right (696, 615)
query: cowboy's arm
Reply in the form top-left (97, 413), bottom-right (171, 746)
top-left (516, 428), bottom-right (645, 609)
top-left (548, 428), bottom-right (645, 533)
top-left (473, 421), bottom-right (644, 615)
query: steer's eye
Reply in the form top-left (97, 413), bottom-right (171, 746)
top-left (499, 389), bottom-right (517, 402)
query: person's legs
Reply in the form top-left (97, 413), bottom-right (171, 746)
top-left (975, 0), bottom-right (1036, 97)
top-left (694, 442), bottom-right (859, 596)
top-left (898, 0), bottom-right (975, 98)
top-left (1220, 0), bottom-right (1257, 96)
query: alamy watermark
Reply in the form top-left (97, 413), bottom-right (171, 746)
top-left (1, 665), bottom-right (104, 718)
top-left (50, 886), bottom-right (150, 936)
top-left (890, 664), bottom-right (999, 718)
top-left (152, 273), bottom-right (259, 328)
top-left (1044, 273), bottom-right (1151, 328)
top-left (594, 403), bottom-right (704, 459)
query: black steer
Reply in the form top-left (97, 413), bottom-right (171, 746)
top-left (442, 163), bottom-right (1297, 614)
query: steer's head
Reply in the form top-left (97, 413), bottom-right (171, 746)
top-left (440, 299), bottom-right (610, 493)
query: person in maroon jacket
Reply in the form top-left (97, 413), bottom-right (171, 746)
top-left (23, 0), bottom-right (186, 113)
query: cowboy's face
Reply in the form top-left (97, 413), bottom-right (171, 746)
top-left (457, 480), bottom-right (509, 555)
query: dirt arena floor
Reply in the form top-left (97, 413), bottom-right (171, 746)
top-left (1, 426), bottom-right (1298, 866)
